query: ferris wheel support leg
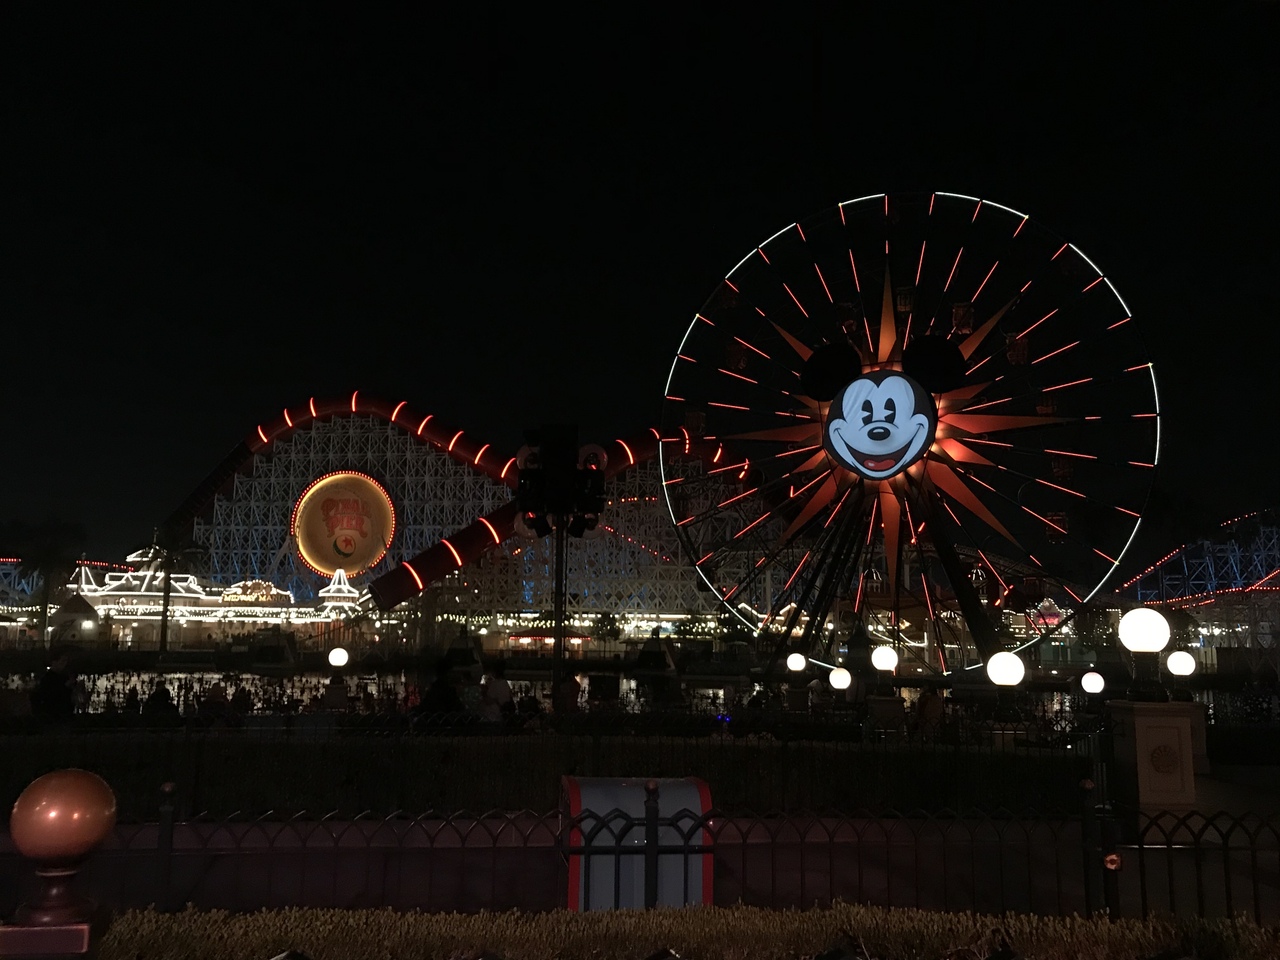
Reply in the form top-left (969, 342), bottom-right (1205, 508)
top-left (924, 504), bottom-right (1002, 663)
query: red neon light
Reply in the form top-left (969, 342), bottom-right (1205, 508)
top-left (441, 538), bottom-right (463, 567)
top-left (795, 223), bottom-right (806, 241)
top-left (928, 193), bottom-right (935, 215)
top-left (696, 313), bottom-right (714, 326)
top-left (479, 517), bottom-right (501, 544)
top-left (724, 279), bottom-right (739, 293)
top-left (350, 390), bottom-right (359, 413)
top-left (257, 425), bottom-right (269, 444)
top-left (417, 415), bottom-right (432, 436)
top-left (473, 443), bottom-right (490, 465)
top-left (972, 261), bottom-right (998, 301)
top-left (403, 561), bottom-right (424, 591)
top-left (733, 336), bottom-right (770, 359)
top-left (283, 409), bottom-right (293, 428)
top-left (713, 444), bottom-right (723, 463)
top-left (501, 458), bottom-right (516, 479)
top-left (883, 195), bottom-right (889, 216)
top-left (447, 431), bottom-right (464, 452)
top-left (848, 249), bottom-right (860, 291)
top-left (391, 401), bottom-right (407, 422)
top-left (1032, 340), bottom-right (1081, 364)
top-left (839, 202), bottom-right (847, 225)
top-left (616, 439), bottom-right (635, 465)
top-left (719, 368), bottom-right (758, 384)
top-left (915, 241), bottom-right (926, 286)
top-left (696, 552), bottom-right (714, 566)
top-left (813, 263), bottom-right (833, 302)
top-left (1043, 377), bottom-right (1093, 392)
top-left (1018, 308), bottom-right (1057, 340)
top-left (309, 397), bottom-right (317, 418)
top-left (708, 402), bottom-right (751, 411)
top-left (733, 511), bottom-right (772, 539)
top-left (972, 200), bottom-right (982, 222)
top-left (782, 283), bottom-right (808, 317)
top-left (1108, 317), bottom-right (1131, 330)
top-left (1013, 216), bottom-right (1027, 237)
top-left (944, 248), bottom-right (963, 293)
top-left (1082, 276), bottom-right (1104, 293)
top-left (1051, 243), bottom-right (1068, 260)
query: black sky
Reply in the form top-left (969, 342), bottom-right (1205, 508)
top-left (2, 3), bottom-right (1277, 571)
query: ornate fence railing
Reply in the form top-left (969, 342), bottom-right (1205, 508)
top-left (2, 783), bottom-right (1275, 923)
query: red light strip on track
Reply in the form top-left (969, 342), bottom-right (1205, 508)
top-left (391, 401), bottom-right (407, 422)
top-left (402, 561), bottom-right (424, 591)
top-left (479, 517), bottom-right (502, 544)
top-left (441, 539), bottom-right (463, 567)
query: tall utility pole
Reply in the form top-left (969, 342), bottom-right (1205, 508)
top-left (517, 425), bottom-right (605, 703)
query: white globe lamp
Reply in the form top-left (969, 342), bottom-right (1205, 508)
top-left (828, 667), bottom-right (852, 690)
top-left (986, 651), bottom-right (1025, 687)
top-left (1166, 650), bottom-right (1196, 676)
top-left (327, 646), bottom-right (349, 669)
top-left (1080, 671), bottom-right (1106, 695)
top-left (870, 645), bottom-right (899, 672)
top-left (1117, 607), bottom-right (1170, 653)
top-left (786, 652), bottom-right (807, 672)
top-left (1117, 607), bottom-right (1171, 701)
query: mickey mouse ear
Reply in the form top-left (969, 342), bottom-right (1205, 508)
top-left (800, 341), bottom-right (863, 401)
top-left (901, 335), bottom-right (966, 394)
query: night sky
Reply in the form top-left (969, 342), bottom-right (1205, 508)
top-left (3, 4), bottom-right (1277, 575)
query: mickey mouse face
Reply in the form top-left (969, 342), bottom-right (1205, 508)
top-left (824, 372), bottom-right (936, 480)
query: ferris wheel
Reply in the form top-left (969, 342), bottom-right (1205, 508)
top-left (659, 192), bottom-right (1159, 674)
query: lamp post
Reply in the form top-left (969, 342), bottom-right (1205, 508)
top-left (870, 644), bottom-right (897, 694)
top-left (1165, 649), bottom-right (1197, 702)
top-left (986, 650), bottom-right (1025, 722)
top-left (1117, 607), bottom-right (1170, 702)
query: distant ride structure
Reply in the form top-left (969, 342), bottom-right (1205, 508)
top-left (660, 192), bottom-right (1160, 674)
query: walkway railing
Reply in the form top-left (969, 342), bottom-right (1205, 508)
top-left (2, 782), bottom-right (1274, 923)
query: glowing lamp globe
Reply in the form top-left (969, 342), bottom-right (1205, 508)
top-left (986, 651), bottom-right (1025, 686)
top-left (10, 769), bottom-right (117, 865)
top-left (1118, 607), bottom-right (1170, 653)
top-left (327, 646), bottom-right (349, 668)
top-left (828, 667), bottom-right (852, 690)
top-left (870, 646), bottom-right (899, 672)
top-left (786, 652), bottom-right (807, 672)
top-left (1166, 650), bottom-right (1197, 677)
top-left (1080, 671), bottom-right (1106, 695)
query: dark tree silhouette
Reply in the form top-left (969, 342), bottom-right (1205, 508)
top-left (1, 518), bottom-right (87, 649)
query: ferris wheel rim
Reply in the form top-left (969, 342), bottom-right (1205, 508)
top-left (660, 190), bottom-right (1160, 669)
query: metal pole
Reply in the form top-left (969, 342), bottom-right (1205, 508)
top-left (552, 520), bottom-right (567, 708)
top-left (643, 779), bottom-right (660, 909)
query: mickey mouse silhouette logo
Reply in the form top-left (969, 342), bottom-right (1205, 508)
top-left (824, 371), bottom-right (936, 480)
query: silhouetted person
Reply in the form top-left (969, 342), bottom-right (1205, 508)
top-left (32, 652), bottom-right (75, 723)
top-left (143, 680), bottom-right (179, 721)
top-left (416, 659), bottom-right (464, 721)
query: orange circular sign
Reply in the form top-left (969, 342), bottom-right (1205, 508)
top-left (291, 471), bottom-right (395, 577)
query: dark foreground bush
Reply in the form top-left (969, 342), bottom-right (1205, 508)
top-left (97, 903), bottom-right (1280, 960)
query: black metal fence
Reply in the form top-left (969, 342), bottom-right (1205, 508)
top-left (2, 783), bottom-right (1275, 924)
top-left (0, 714), bottom-right (1103, 821)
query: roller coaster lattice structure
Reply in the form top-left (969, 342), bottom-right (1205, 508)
top-left (185, 400), bottom-right (721, 621)
top-left (1123, 510), bottom-right (1280, 646)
